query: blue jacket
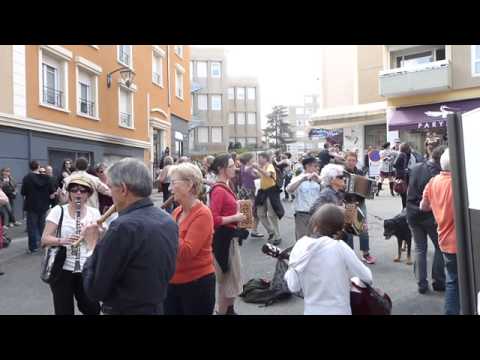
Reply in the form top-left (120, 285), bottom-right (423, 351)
top-left (82, 197), bottom-right (178, 314)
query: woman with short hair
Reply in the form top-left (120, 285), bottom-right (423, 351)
top-left (309, 164), bottom-right (346, 215)
top-left (209, 154), bottom-right (246, 315)
top-left (41, 175), bottom-right (101, 315)
top-left (164, 163), bottom-right (216, 315)
top-left (285, 204), bottom-right (373, 315)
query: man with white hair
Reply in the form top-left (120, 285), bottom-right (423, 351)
top-left (82, 158), bottom-right (178, 314)
top-left (420, 149), bottom-right (459, 315)
top-left (309, 164), bottom-right (346, 215)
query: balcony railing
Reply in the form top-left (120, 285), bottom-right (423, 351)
top-left (119, 49), bottom-right (130, 66)
top-left (43, 86), bottom-right (63, 108)
top-left (79, 99), bottom-right (95, 117)
top-left (152, 72), bottom-right (162, 85)
top-left (379, 60), bottom-right (451, 97)
top-left (120, 112), bottom-right (132, 127)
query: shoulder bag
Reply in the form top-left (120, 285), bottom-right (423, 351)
top-left (40, 206), bottom-right (66, 284)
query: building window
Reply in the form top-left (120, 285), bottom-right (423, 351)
top-left (472, 45), bottom-right (480, 76)
top-left (305, 108), bottom-right (313, 115)
top-left (77, 68), bottom-right (96, 117)
top-left (211, 95), bottom-right (222, 111)
top-left (190, 61), bottom-right (194, 81)
top-left (237, 138), bottom-right (246, 148)
top-left (152, 51), bottom-right (163, 86)
top-left (296, 107), bottom-right (304, 115)
top-left (237, 112), bottom-right (245, 125)
top-left (175, 45), bottom-right (184, 58)
top-left (198, 95), bottom-right (208, 110)
top-left (119, 87), bottom-right (133, 128)
top-left (197, 61), bottom-right (207, 78)
top-left (211, 62), bottom-right (221, 78)
top-left (198, 127), bottom-right (208, 143)
top-left (228, 88), bottom-right (235, 100)
top-left (247, 87), bottom-right (256, 100)
top-left (237, 87), bottom-right (245, 101)
top-left (229, 113), bottom-right (235, 125)
top-left (175, 67), bottom-right (184, 99)
top-left (247, 112), bottom-right (256, 125)
top-left (247, 137), bottom-right (257, 145)
top-left (42, 63), bottom-right (62, 108)
top-left (118, 45), bottom-right (132, 67)
top-left (211, 127), bottom-right (222, 143)
top-left (304, 96), bottom-right (313, 104)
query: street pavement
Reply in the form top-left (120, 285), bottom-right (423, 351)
top-left (0, 190), bottom-right (445, 315)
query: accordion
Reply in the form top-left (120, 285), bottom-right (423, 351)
top-left (344, 203), bottom-right (365, 235)
top-left (344, 171), bottom-right (376, 200)
top-left (238, 200), bottom-right (255, 229)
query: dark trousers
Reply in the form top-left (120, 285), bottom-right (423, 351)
top-left (50, 269), bottom-right (101, 315)
top-left (400, 192), bottom-right (407, 209)
top-left (409, 216), bottom-right (445, 289)
top-left (26, 211), bottom-right (46, 251)
top-left (164, 273), bottom-right (216, 315)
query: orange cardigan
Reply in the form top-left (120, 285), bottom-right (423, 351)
top-left (170, 202), bottom-right (215, 284)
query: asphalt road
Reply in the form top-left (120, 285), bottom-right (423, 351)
top-left (0, 190), bottom-right (445, 315)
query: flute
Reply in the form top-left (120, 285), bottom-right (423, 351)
top-left (71, 204), bottom-right (117, 247)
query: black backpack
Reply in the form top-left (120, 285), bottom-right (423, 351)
top-left (240, 259), bottom-right (292, 306)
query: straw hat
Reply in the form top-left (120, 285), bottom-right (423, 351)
top-left (66, 174), bottom-right (94, 191)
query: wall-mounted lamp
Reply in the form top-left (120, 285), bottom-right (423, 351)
top-left (107, 67), bottom-right (136, 88)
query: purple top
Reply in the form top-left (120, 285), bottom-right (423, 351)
top-left (240, 165), bottom-right (256, 190)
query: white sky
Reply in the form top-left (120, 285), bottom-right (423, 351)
top-left (192, 45), bottom-right (324, 129)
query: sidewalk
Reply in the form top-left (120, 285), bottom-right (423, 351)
top-left (0, 191), bottom-right (166, 266)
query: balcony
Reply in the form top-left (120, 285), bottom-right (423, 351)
top-left (119, 112), bottom-right (132, 128)
top-left (379, 59), bottom-right (451, 98)
top-left (43, 86), bottom-right (63, 108)
top-left (79, 99), bottom-right (95, 117)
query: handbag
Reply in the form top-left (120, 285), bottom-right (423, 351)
top-left (393, 179), bottom-right (407, 194)
top-left (350, 281), bottom-right (392, 315)
top-left (40, 206), bottom-right (66, 284)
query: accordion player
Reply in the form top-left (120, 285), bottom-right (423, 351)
top-left (342, 170), bottom-right (376, 236)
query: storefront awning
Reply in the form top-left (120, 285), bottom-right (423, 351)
top-left (310, 102), bottom-right (387, 129)
top-left (388, 98), bottom-right (480, 131)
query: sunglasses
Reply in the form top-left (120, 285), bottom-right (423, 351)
top-left (69, 187), bottom-right (89, 194)
top-left (336, 175), bottom-right (345, 180)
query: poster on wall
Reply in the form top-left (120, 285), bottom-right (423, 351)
top-left (368, 150), bottom-right (381, 178)
top-left (461, 108), bottom-right (480, 210)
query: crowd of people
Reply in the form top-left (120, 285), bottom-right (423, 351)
top-left (0, 132), bottom-right (460, 314)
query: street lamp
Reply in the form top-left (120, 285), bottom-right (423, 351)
top-left (107, 67), bottom-right (136, 88)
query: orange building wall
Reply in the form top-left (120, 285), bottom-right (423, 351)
top-left (25, 45), bottom-right (158, 143)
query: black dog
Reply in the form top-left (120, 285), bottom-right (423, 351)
top-left (383, 211), bottom-right (412, 265)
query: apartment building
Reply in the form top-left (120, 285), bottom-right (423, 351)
top-left (189, 47), bottom-right (262, 156)
top-left (310, 45), bottom-right (387, 166)
top-left (285, 94), bottom-right (323, 154)
top-left (227, 78), bottom-right (262, 150)
top-left (0, 45), bottom-right (191, 218)
top-left (189, 47), bottom-right (229, 155)
top-left (379, 45), bottom-right (480, 152)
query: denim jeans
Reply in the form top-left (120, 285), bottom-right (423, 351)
top-left (26, 211), bottom-right (46, 251)
top-left (409, 216), bottom-right (445, 289)
top-left (442, 252), bottom-right (460, 315)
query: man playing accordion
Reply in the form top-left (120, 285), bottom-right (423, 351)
top-left (310, 152), bottom-right (376, 264)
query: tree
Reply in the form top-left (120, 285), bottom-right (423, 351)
top-left (263, 105), bottom-right (295, 151)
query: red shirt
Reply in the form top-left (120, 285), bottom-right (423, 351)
top-left (170, 202), bottom-right (215, 284)
top-left (423, 172), bottom-right (456, 254)
top-left (210, 182), bottom-right (238, 230)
